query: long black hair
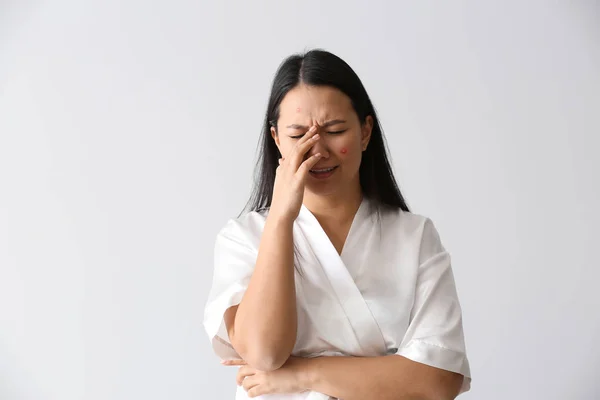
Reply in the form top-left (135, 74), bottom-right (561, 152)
top-left (244, 49), bottom-right (410, 214)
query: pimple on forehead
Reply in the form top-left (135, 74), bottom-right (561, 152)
top-left (296, 107), bottom-right (301, 113)
top-left (341, 148), bottom-right (348, 154)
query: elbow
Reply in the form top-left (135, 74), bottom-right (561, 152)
top-left (416, 395), bottom-right (454, 400)
top-left (232, 339), bottom-right (292, 371)
top-left (420, 375), bottom-right (463, 400)
top-left (244, 344), bottom-right (292, 371)
top-left (421, 395), bottom-right (457, 400)
top-left (405, 393), bottom-right (452, 400)
top-left (248, 353), bottom-right (288, 371)
top-left (415, 389), bottom-right (458, 400)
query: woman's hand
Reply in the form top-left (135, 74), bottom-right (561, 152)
top-left (269, 125), bottom-right (322, 222)
top-left (223, 357), bottom-right (313, 398)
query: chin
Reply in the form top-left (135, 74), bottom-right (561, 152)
top-left (305, 181), bottom-right (343, 197)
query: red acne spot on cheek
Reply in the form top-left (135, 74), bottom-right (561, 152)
top-left (296, 107), bottom-right (302, 113)
top-left (341, 148), bottom-right (348, 154)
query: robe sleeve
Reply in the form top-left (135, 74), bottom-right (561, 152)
top-left (396, 218), bottom-right (472, 395)
top-left (203, 219), bottom-right (258, 361)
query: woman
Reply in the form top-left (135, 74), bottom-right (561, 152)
top-left (204, 49), bottom-right (472, 400)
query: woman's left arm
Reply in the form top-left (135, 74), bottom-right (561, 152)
top-left (304, 219), bottom-right (469, 400)
top-left (228, 354), bottom-right (463, 400)
top-left (303, 354), bottom-right (463, 400)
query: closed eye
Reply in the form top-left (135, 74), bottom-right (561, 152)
top-left (289, 130), bottom-right (347, 139)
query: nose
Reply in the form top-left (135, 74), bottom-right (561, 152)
top-left (306, 126), bottom-right (330, 159)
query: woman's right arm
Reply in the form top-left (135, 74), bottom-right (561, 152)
top-left (224, 125), bottom-right (322, 372)
top-left (224, 213), bottom-right (296, 372)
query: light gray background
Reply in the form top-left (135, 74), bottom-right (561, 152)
top-left (1, 1), bottom-right (599, 399)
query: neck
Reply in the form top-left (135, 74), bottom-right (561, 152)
top-left (303, 182), bottom-right (363, 223)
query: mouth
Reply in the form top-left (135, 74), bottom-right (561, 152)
top-left (309, 165), bottom-right (338, 179)
top-left (309, 166), bottom-right (337, 173)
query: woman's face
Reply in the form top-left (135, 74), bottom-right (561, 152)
top-left (271, 84), bottom-right (372, 197)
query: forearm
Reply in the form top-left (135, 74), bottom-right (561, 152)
top-left (232, 214), bottom-right (297, 370)
top-left (303, 355), bottom-right (458, 400)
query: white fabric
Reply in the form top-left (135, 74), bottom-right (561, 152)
top-left (204, 197), bottom-right (472, 399)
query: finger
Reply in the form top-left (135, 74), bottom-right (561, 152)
top-left (296, 125), bottom-right (318, 145)
top-left (290, 132), bottom-right (320, 169)
top-left (290, 125), bottom-right (318, 157)
top-left (236, 366), bottom-right (254, 386)
top-left (242, 375), bottom-right (259, 392)
top-left (222, 359), bottom-right (246, 366)
top-left (297, 152), bottom-right (323, 178)
top-left (248, 384), bottom-right (267, 398)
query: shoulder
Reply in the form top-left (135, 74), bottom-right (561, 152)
top-left (215, 208), bottom-right (270, 249)
top-left (378, 206), bottom-right (436, 238)
top-left (377, 206), bottom-right (445, 257)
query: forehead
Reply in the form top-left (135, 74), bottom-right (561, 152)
top-left (278, 84), bottom-right (354, 122)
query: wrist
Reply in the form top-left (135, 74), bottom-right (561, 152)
top-left (266, 210), bottom-right (296, 227)
top-left (298, 357), bottom-right (321, 391)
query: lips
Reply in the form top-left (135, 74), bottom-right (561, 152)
top-left (309, 166), bottom-right (338, 173)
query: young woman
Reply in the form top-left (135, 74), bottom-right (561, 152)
top-left (204, 49), bottom-right (472, 400)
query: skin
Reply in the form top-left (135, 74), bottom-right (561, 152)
top-left (222, 84), bottom-right (464, 398)
top-left (271, 84), bottom-right (373, 253)
top-left (272, 84), bottom-right (371, 207)
top-left (222, 121), bottom-right (322, 371)
top-left (224, 357), bottom-right (463, 400)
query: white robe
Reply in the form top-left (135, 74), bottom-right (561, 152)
top-left (204, 197), bottom-right (472, 399)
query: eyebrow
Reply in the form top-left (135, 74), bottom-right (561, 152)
top-left (285, 119), bottom-right (347, 129)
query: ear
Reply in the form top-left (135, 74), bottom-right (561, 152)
top-left (361, 115), bottom-right (373, 151)
top-left (270, 126), bottom-right (281, 150)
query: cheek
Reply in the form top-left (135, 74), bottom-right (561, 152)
top-left (335, 133), bottom-right (362, 158)
top-left (336, 142), bottom-right (362, 167)
top-left (278, 141), bottom-right (295, 157)
top-left (337, 142), bottom-right (358, 157)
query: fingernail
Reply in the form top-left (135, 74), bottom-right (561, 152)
top-left (312, 134), bottom-right (320, 140)
top-left (309, 126), bottom-right (317, 132)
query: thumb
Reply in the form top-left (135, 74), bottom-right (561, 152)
top-left (221, 359), bottom-right (247, 366)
